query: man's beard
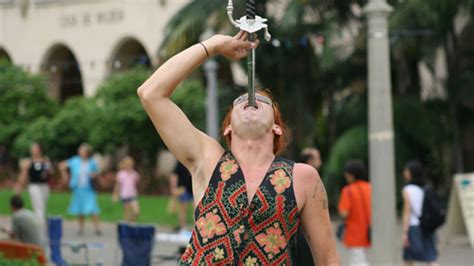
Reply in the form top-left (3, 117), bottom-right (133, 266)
top-left (231, 120), bottom-right (273, 140)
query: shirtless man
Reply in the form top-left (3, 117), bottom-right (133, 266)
top-left (138, 31), bottom-right (339, 265)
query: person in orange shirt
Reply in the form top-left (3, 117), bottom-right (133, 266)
top-left (338, 159), bottom-right (372, 266)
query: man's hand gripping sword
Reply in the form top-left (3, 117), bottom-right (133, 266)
top-left (227, 0), bottom-right (271, 108)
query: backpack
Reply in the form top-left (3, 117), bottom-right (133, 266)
top-left (419, 187), bottom-right (446, 234)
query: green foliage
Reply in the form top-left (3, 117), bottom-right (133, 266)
top-left (171, 79), bottom-right (206, 130)
top-left (14, 96), bottom-right (101, 160)
top-left (13, 118), bottom-right (53, 158)
top-left (91, 67), bottom-right (157, 155)
top-left (323, 126), bottom-right (368, 207)
top-left (334, 94), bottom-right (367, 136)
top-left (0, 254), bottom-right (43, 266)
top-left (9, 66), bottom-right (207, 162)
top-left (47, 97), bottom-right (100, 159)
top-left (0, 60), bottom-right (58, 153)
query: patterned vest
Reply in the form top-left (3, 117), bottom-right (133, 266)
top-left (179, 151), bottom-right (300, 265)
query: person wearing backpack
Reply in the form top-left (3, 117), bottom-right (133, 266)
top-left (402, 160), bottom-right (439, 266)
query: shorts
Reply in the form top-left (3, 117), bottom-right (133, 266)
top-left (121, 197), bottom-right (137, 204)
top-left (403, 225), bottom-right (438, 262)
top-left (178, 191), bottom-right (193, 202)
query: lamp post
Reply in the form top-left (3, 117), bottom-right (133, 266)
top-left (204, 59), bottom-right (219, 140)
top-left (201, 29), bottom-right (219, 140)
top-left (364, 0), bottom-right (397, 264)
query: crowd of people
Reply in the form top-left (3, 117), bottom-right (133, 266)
top-left (0, 143), bottom-right (142, 248)
top-left (0, 141), bottom-right (442, 265)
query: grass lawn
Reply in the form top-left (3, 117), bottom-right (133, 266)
top-left (0, 189), bottom-right (193, 227)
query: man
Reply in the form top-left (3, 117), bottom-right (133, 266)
top-left (138, 31), bottom-right (339, 265)
top-left (301, 147), bottom-right (323, 171)
top-left (1, 195), bottom-right (43, 246)
top-left (169, 161), bottom-right (193, 232)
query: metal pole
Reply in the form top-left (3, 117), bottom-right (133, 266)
top-left (200, 28), bottom-right (219, 140)
top-left (246, 0), bottom-right (257, 107)
top-left (364, 0), bottom-right (397, 264)
top-left (204, 59), bottom-right (219, 140)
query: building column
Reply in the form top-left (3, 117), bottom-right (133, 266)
top-left (80, 57), bottom-right (108, 97)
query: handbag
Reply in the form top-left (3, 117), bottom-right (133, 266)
top-left (336, 187), bottom-right (352, 242)
top-left (336, 222), bottom-right (345, 241)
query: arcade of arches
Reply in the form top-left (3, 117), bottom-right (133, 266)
top-left (0, 48), bottom-right (11, 62)
top-left (0, 0), bottom-right (187, 102)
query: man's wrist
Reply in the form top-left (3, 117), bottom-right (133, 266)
top-left (201, 37), bottom-right (218, 57)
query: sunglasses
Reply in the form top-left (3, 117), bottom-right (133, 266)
top-left (233, 94), bottom-right (272, 106)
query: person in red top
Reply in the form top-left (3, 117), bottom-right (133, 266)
top-left (338, 160), bottom-right (371, 266)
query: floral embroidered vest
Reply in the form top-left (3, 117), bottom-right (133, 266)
top-left (179, 151), bottom-right (300, 265)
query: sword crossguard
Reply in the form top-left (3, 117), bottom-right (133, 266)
top-left (227, 0), bottom-right (272, 42)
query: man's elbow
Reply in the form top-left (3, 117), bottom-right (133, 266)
top-left (137, 85), bottom-right (149, 101)
top-left (137, 83), bottom-right (168, 104)
top-left (324, 253), bottom-right (341, 266)
top-left (316, 246), bottom-right (340, 266)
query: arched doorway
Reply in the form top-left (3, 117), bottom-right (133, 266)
top-left (0, 47), bottom-right (11, 62)
top-left (109, 37), bottom-right (151, 73)
top-left (41, 44), bottom-right (83, 102)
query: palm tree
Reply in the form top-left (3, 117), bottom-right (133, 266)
top-left (159, 0), bottom-right (367, 157)
top-left (390, 0), bottom-right (474, 177)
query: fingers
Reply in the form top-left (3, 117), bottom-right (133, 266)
top-left (254, 38), bottom-right (260, 48)
top-left (227, 31), bottom-right (261, 60)
top-left (240, 39), bottom-right (258, 50)
top-left (242, 32), bottom-right (248, 42)
top-left (234, 30), bottom-right (246, 40)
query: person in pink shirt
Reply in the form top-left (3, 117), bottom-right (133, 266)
top-left (113, 156), bottom-right (140, 222)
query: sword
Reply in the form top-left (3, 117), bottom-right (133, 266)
top-left (227, 0), bottom-right (271, 108)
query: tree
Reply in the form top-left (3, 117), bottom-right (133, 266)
top-left (13, 67), bottom-right (207, 164)
top-left (390, 0), bottom-right (474, 175)
top-left (90, 68), bottom-right (206, 160)
top-left (159, 0), bottom-right (367, 156)
top-left (0, 60), bottom-right (58, 158)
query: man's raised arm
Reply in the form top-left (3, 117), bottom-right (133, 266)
top-left (137, 32), bottom-right (257, 169)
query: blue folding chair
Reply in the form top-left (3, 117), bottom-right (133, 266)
top-left (117, 223), bottom-right (155, 266)
top-left (47, 217), bottom-right (105, 266)
top-left (48, 217), bottom-right (68, 266)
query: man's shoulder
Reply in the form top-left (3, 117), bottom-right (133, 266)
top-left (292, 163), bottom-right (319, 184)
top-left (293, 162), bottom-right (318, 175)
top-left (13, 209), bottom-right (35, 221)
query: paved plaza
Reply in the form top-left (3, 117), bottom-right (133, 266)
top-left (0, 216), bottom-right (472, 265)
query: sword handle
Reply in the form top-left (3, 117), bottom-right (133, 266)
top-left (246, 0), bottom-right (256, 20)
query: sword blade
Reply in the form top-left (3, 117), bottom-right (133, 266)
top-left (247, 33), bottom-right (256, 107)
top-left (246, 0), bottom-right (257, 107)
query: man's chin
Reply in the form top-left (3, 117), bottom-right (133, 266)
top-left (233, 124), bottom-right (272, 139)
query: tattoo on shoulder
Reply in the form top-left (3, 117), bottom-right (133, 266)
top-left (312, 178), bottom-right (328, 210)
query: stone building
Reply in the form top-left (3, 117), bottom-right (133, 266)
top-left (0, 0), bottom-right (188, 101)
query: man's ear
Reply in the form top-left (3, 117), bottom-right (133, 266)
top-left (224, 125), bottom-right (232, 136)
top-left (272, 125), bottom-right (282, 136)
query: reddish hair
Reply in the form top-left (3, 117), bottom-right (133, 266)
top-left (221, 90), bottom-right (290, 155)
